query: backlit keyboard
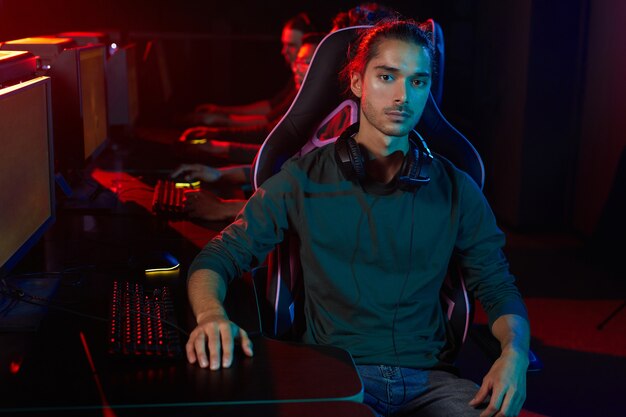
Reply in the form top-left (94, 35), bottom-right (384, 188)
top-left (108, 281), bottom-right (183, 358)
top-left (152, 179), bottom-right (199, 216)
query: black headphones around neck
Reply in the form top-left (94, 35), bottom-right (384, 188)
top-left (334, 123), bottom-right (433, 191)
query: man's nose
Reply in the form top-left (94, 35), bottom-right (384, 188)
top-left (394, 81), bottom-right (409, 103)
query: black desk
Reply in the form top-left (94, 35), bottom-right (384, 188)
top-left (0, 139), bottom-right (365, 415)
top-left (0, 332), bottom-right (363, 415)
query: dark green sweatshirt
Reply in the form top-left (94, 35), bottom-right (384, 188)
top-left (189, 143), bottom-right (528, 368)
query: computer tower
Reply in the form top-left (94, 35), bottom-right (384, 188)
top-left (1, 38), bottom-right (108, 177)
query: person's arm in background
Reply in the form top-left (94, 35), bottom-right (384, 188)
top-left (185, 191), bottom-right (245, 221)
top-left (193, 77), bottom-right (295, 118)
top-left (190, 112), bottom-right (269, 128)
top-left (194, 100), bottom-right (272, 117)
top-left (172, 163), bottom-right (250, 185)
top-left (178, 122), bottom-right (273, 145)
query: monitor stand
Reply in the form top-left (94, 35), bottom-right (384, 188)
top-left (55, 171), bottom-right (125, 213)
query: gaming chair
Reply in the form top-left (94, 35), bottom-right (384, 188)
top-left (250, 24), bottom-right (540, 370)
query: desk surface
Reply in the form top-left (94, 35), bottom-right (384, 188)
top-left (1, 332), bottom-right (363, 414)
top-left (0, 139), bottom-right (364, 415)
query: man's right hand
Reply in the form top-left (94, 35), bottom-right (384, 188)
top-left (194, 103), bottom-right (221, 114)
top-left (185, 310), bottom-right (254, 370)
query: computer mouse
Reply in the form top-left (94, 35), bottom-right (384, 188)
top-left (128, 251), bottom-right (180, 281)
top-left (179, 127), bottom-right (222, 145)
top-left (169, 175), bottom-right (201, 189)
top-left (179, 128), bottom-right (209, 145)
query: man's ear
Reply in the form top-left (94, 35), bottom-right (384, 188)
top-left (350, 72), bottom-right (363, 98)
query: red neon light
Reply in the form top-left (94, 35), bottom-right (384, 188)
top-left (9, 358), bottom-right (23, 374)
top-left (79, 331), bottom-right (119, 417)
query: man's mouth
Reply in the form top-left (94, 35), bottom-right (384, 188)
top-left (386, 109), bottom-right (412, 120)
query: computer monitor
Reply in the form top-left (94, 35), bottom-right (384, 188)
top-left (75, 45), bottom-right (109, 162)
top-left (0, 76), bottom-right (55, 278)
top-left (56, 31), bottom-right (139, 130)
top-left (0, 51), bottom-right (38, 87)
top-left (0, 39), bottom-right (108, 180)
top-left (1, 37), bottom-right (75, 68)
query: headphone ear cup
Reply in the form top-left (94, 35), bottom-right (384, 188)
top-left (345, 136), bottom-right (365, 180)
top-left (335, 123), bottom-right (364, 181)
top-left (397, 134), bottom-right (433, 191)
top-left (399, 144), bottom-right (419, 179)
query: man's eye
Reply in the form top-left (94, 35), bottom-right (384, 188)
top-left (412, 79), bottom-right (426, 87)
top-left (379, 74), bottom-right (392, 81)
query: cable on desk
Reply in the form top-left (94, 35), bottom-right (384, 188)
top-left (8, 265), bottom-right (96, 276)
top-left (0, 279), bottom-right (108, 324)
top-left (0, 279), bottom-right (189, 338)
top-left (7, 265), bottom-right (95, 288)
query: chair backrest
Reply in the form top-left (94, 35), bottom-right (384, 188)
top-left (253, 26), bottom-right (365, 190)
top-left (426, 18), bottom-right (445, 107)
top-left (251, 24), bottom-right (484, 362)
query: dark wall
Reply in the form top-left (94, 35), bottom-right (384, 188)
top-left (0, 0), bottom-right (467, 104)
top-left (473, 0), bottom-right (590, 231)
top-left (573, 1), bottom-right (626, 237)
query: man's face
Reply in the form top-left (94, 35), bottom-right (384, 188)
top-left (281, 28), bottom-right (304, 65)
top-left (350, 38), bottom-right (431, 140)
top-left (292, 43), bottom-right (316, 89)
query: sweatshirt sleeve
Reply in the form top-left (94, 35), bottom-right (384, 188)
top-left (188, 169), bottom-right (295, 285)
top-left (453, 173), bottom-right (529, 328)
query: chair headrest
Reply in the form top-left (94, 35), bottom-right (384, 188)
top-left (253, 23), bottom-right (484, 191)
top-left (254, 26), bottom-right (368, 189)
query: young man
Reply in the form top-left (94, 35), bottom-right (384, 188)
top-left (185, 20), bottom-right (530, 417)
top-left (187, 13), bottom-right (314, 128)
top-left (177, 20), bottom-right (319, 160)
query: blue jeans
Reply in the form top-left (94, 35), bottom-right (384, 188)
top-left (357, 365), bottom-right (482, 417)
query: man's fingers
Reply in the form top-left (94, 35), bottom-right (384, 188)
top-left (206, 324), bottom-right (222, 370)
top-left (498, 392), bottom-right (515, 417)
top-left (192, 331), bottom-right (209, 368)
top-left (220, 323), bottom-right (234, 368)
top-left (470, 381), bottom-right (490, 406)
top-left (186, 320), bottom-right (252, 370)
top-left (171, 166), bottom-right (188, 178)
top-left (238, 328), bottom-right (254, 357)
top-left (185, 332), bottom-right (198, 364)
top-left (480, 386), bottom-right (505, 417)
top-left (500, 386), bottom-right (525, 417)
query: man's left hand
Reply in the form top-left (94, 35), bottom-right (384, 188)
top-left (469, 348), bottom-right (529, 417)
